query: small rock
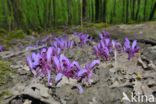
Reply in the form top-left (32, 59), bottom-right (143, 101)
top-left (60, 98), bottom-right (66, 104)
top-left (39, 86), bottom-right (49, 98)
top-left (89, 97), bottom-right (98, 104)
top-left (110, 81), bottom-right (120, 88)
top-left (109, 68), bottom-right (116, 73)
top-left (10, 65), bottom-right (22, 69)
top-left (23, 64), bottom-right (30, 71)
top-left (23, 99), bottom-right (32, 104)
top-left (56, 76), bottom-right (77, 87)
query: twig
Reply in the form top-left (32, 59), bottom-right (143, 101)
top-left (0, 45), bottom-right (46, 59)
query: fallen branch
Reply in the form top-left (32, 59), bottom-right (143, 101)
top-left (0, 45), bottom-right (46, 59)
top-left (130, 39), bottom-right (156, 46)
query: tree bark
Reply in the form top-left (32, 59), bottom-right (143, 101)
top-left (125, 0), bottom-right (129, 23)
top-left (67, 0), bottom-right (71, 25)
top-left (149, 2), bottom-right (156, 20)
top-left (122, 0), bottom-right (125, 22)
top-left (11, 0), bottom-right (24, 29)
top-left (7, 0), bottom-right (13, 31)
top-left (36, 0), bottom-right (42, 28)
top-left (132, 0), bottom-right (135, 20)
top-left (99, 0), bottom-right (102, 21)
top-left (82, 0), bottom-right (87, 20)
top-left (53, 0), bottom-right (56, 26)
top-left (102, 0), bottom-right (107, 22)
top-left (95, 0), bottom-right (99, 22)
top-left (135, 0), bottom-right (141, 20)
top-left (113, 0), bottom-right (116, 16)
top-left (143, 0), bottom-right (147, 20)
top-left (1, 0), bottom-right (7, 28)
top-left (91, 0), bottom-right (94, 22)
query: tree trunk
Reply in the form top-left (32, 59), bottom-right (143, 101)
top-left (102, 0), bottom-right (107, 22)
top-left (82, 0), bottom-right (87, 20)
top-left (36, 0), bottom-right (42, 28)
top-left (10, 0), bottom-right (24, 29)
top-left (48, 0), bottom-right (52, 26)
top-left (52, 0), bottom-right (56, 27)
top-left (7, 0), bottom-right (13, 31)
top-left (99, 0), bottom-right (102, 21)
top-left (1, 0), bottom-right (7, 28)
top-left (91, 0), bottom-right (94, 22)
top-left (67, 0), bottom-right (71, 25)
top-left (135, 0), bottom-right (141, 20)
top-left (122, 0), bottom-right (125, 22)
top-left (80, 0), bottom-right (83, 30)
top-left (149, 2), bottom-right (156, 20)
top-left (95, 0), bottom-right (99, 22)
top-left (113, 0), bottom-right (116, 16)
top-left (143, 0), bottom-right (147, 20)
top-left (125, 0), bottom-right (129, 23)
top-left (132, 0), bottom-right (135, 20)
top-left (43, 0), bottom-right (49, 28)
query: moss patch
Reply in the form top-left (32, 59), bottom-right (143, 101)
top-left (0, 60), bottom-right (14, 86)
top-left (0, 90), bottom-right (12, 103)
top-left (92, 23), bottom-right (110, 28)
top-left (0, 29), bottom-right (27, 49)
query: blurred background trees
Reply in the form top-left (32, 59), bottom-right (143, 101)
top-left (0, 0), bottom-right (156, 31)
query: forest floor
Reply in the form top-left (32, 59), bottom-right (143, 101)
top-left (0, 21), bottom-right (156, 104)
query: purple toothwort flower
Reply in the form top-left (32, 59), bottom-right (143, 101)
top-left (76, 84), bottom-right (84, 94)
top-left (53, 54), bottom-right (70, 81)
top-left (40, 49), bottom-right (53, 86)
top-left (47, 47), bottom-right (53, 63)
top-left (112, 40), bottom-right (122, 51)
top-left (53, 36), bottom-right (74, 50)
top-left (93, 40), bottom-right (110, 60)
top-left (124, 37), bottom-right (130, 51)
top-left (99, 30), bottom-right (110, 39)
top-left (93, 31), bottom-right (123, 61)
top-left (124, 37), bottom-right (140, 60)
top-left (77, 60), bottom-right (100, 84)
top-left (53, 54), bottom-right (81, 82)
top-left (46, 47), bottom-right (61, 63)
top-left (53, 55), bottom-right (61, 72)
top-left (111, 40), bottom-right (122, 67)
top-left (26, 52), bottom-right (41, 70)
top-left (26, 46), bottom-right (62, 86)
top-left (66, 40), bottom-right (74, 49)
top-left (55, 73), bottom-right (63, 82)
top-left (0, 45), bottom-right (4, 52)
top-left (74, 32), bottom-right (90, 45)
top-left (101, 46), bottom-right (110, 60)
top-left (26, 55), bottom-right (34, 70)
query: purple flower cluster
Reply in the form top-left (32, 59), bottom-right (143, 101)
top-left (27, 46), bottom-right (61, 85)
top-left (26, 36), bottom-right (100, 93)
top-left (74, 32), bottom-right (90, 45)
top-left (77, 60), bottom-right (100, 84)
top-left (99, 30), bottom-right (110, 39)
top-left (26, 31), bottom-right (140, 93)
top-left (93, 31), bottom-right (122, 60)
top-left (124, 37), bottom-right (140, 60)
top-left (53, 36), bottom-right (74, 50)
top-left (93, 30), bottom-right (139, 60)
top-left (54, 55), bottom-right (100, 84)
